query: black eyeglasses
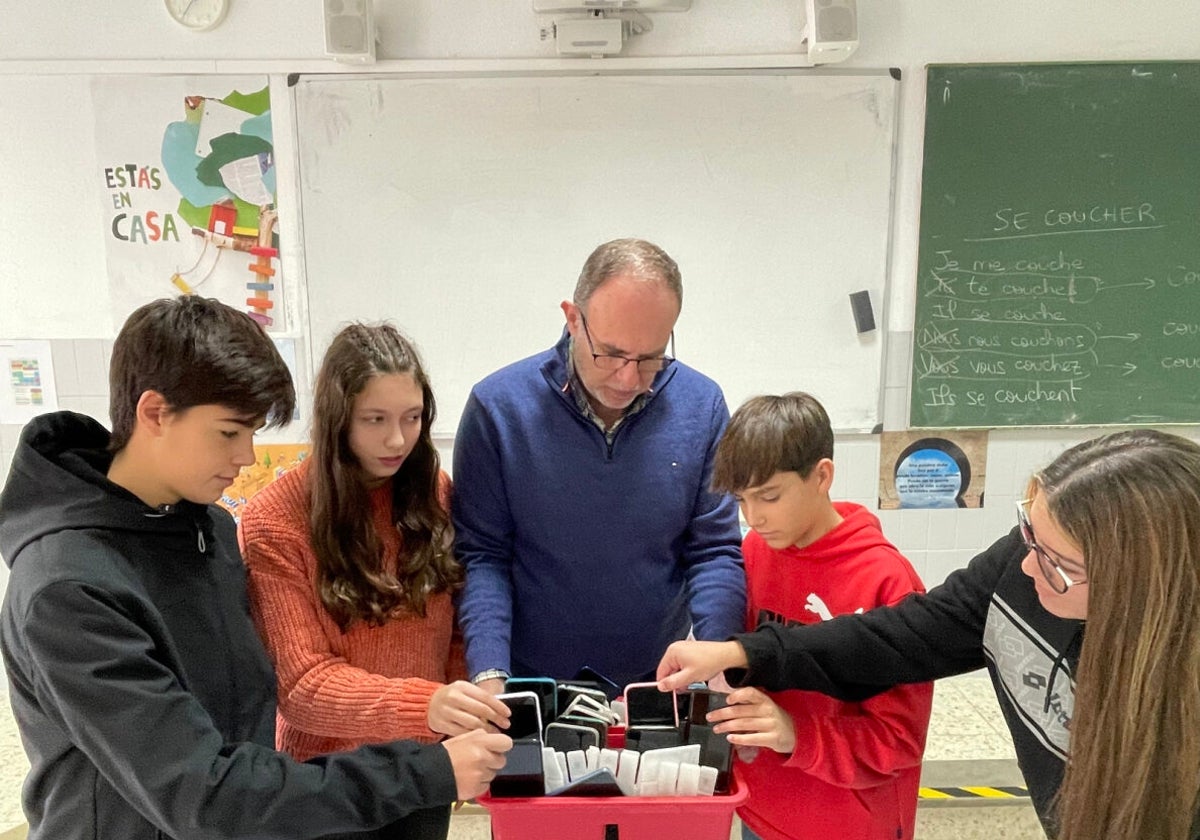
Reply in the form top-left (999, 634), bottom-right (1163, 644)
top-left (1016, 499), bottom-right (1086, 594)
top-left (578, 311), bottom-right (675, 375)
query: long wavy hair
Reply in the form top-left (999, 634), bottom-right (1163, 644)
top-left (309, 323), bottom-right (462, 631)
top-left (1032, 429), bottom-right (1200, 840)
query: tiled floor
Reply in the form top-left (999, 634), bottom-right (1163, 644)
top-left (0, 672), bottom-right (1044, 839)
top-left (0, 696), bottom-right (26, 834)
top-left (922, 672), bottom-right (1017, 762)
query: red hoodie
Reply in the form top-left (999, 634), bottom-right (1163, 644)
top-left (737, 501), bottom-right (933, 840)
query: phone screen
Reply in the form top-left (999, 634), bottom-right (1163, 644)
top-left (498, 692), bottom-right (543, 741)
top-left (504, 677), bottom-right (557, 727)
top-left (688, 688), bottom-right (729, 723)
top-left (624, 683), bottom-right (680, 728)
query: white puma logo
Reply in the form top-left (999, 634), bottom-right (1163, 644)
top-left (804, 593), bottom-right (864, 622)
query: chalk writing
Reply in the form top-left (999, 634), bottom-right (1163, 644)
top-left (914, 236), bottom-right (1182, 417)
top-left (912, 62), bottom-right (1200, 426)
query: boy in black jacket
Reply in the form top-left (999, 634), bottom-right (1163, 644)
top-left (0, 296), bottom-right (511, 840)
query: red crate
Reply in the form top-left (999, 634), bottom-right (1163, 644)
top-left (480, 775), bottom-right (745, 840)
top-left (479, 731), bottom-right (746, 840)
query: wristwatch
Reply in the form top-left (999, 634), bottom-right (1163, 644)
top-left (472, 669), bottom-right (510, 685)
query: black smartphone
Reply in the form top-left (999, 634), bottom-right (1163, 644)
top-left (497, 691), bottom-right (544, 742)
top-left (573, 666), bottom-right (622, 701)
top-left (683, 690), bottom-right (734, 794)
top-left (488, 739), bottom-right (546, 798)
top-left (624, 681), bottom-right (681, 729)
top-left (687, 688), bottom-right (729, 724)
top-left (490, 692), bottom-right (546, 798)
top-left (504, 677), bottom-right (558, 728)
top-left (559, 714), bottom-right (608, 747)
top-left (544, 721), bottom-right (601, 753)
top-left (546, 767), bottom-right (627, 797)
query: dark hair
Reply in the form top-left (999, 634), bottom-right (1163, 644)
top-left (108, 295), bottom-right (295, 452)
top-left (309, 323), bottom-right (461, 630)
top-left (712, 392), bottom-right (834, 493)
top-left (573, 238), bottom-right (683, 308)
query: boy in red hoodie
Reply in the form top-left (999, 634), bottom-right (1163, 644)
top-left (709, 392), bottom-right (932, 840)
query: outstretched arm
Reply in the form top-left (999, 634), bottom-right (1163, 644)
top-left (657, 639), bottom-right (749, 690)
top-left (661, 531), bottom-right (1020, 699)
top-left (16, 579), bottom-right (465, 839)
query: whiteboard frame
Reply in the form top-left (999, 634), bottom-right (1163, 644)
top-left (289, 67), bottom-right (900, 435)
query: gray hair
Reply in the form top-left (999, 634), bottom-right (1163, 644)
top-left (573, 238), bottom-right (683, 307)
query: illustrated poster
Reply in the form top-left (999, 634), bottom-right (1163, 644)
top-left (91, 76), bottom-right (285, 333)
top-left (0, 340), bottom-right (59, 425)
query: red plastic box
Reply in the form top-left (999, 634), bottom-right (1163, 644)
top-left (479, 727), bottom-right (746, 840)
top-left (480, 775), bottom-right (746, 840)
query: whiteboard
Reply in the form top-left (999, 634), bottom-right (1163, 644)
top-left (293, 70), bottom-right (898, 434)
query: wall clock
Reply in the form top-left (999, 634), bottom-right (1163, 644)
top-left (164, 0), bottom-right (231, 31)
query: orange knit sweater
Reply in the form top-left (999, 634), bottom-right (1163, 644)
top-left (238, 459), bottom-right (466, 762)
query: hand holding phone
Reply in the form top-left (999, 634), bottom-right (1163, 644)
top-left (496, 691), bottom-right (544, 742)
top-left (442, 729), bottom-right (514, 800)
top-left (427, 679), bottom-right (512, 736)
top-left (624, 681), bottom-right (682, 730)
top-left (488, 691), bottom-right (548, 798)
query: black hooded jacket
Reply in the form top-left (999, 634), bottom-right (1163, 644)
top-left (0, 412), bottom-right (456, 840)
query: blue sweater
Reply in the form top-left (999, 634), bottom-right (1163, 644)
top-left (452, 332), bottom-right (746, 685)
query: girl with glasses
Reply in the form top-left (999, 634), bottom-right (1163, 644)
top-left (658, 429), bottom-right (1200, 840)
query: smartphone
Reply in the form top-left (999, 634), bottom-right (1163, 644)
top-left (561, 691), bottom-right (618, 725)
top-left (683, 689), bottom-right (734, 794)
top-left (496, 691), bottom-right (544, 742)
top-left (573, 666), bottom-right (622, 701)
top-left (490, 691), bottom-right (546, 798)
top-left (623, 681), bottom-right (681, 730)
top-left (557, 682), bottom-right (609, 715)
top-left (559, 714), bottom-right (608, 747)
top-left (504, 677), bottom-right (558, 728)
top-left (687, 688), bottom-right (729, 724)
top-left (488, 739), bottom-right (546, 798)
top-left (545, 721), bottom-right (601, 753)
top-left (546, 767), bottom-right (628, 797)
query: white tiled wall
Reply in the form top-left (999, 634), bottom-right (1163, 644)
top-left (3, 331), bottom-right (1199, 596)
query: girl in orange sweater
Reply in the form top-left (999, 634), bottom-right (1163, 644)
top-left (239, 323), bottom-right (509, 840)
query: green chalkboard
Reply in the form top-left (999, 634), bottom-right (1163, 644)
top-left (910, 62), bottom-right (1200, 428)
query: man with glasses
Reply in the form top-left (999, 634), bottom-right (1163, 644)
top-left (453, 238), bottom-right (746, 691)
